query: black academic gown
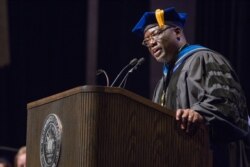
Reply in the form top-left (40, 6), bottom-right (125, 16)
top-left (153, 49), bottom-right (250, 167)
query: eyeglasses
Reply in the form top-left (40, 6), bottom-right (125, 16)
top-left (142, 26), bottom-right (172, 47)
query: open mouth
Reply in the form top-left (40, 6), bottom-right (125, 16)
top-left (153, 48), bottom-right (162, 57)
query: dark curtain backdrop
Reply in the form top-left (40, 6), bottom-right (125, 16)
top-left (0, 0), bottom-right (87, 163)
top-left (97, 0), bottom-right (150, 97)
top-left (196, 0), bottom-right (250, 110)
top-left (0, 0), bottom-right (250, 164)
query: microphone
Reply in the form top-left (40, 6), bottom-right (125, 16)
top-left (110, 58), bottom-right (138, 87)
top-left (118, 57), bottom-right (145, 88)
top-left (96, 69), bottom-right (110, 86)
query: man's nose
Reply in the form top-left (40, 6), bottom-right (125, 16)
top-left (148, 37), bottom-right (157, 47)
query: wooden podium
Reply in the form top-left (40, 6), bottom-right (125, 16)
top-left (26, 85), bottom-right (212, 167)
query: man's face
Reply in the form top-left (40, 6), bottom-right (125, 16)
top-left (143, 25), bottom-right (180, 63)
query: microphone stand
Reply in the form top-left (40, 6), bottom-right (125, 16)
top-left (118, 57), bottom-right (145, 88)
top-left (96, 69), bottom-right (110, 86)
top-left (110, 58), bottom-right (138, 87)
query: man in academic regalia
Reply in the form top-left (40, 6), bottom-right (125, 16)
top-left (132, 7), bottom-right (250, 167)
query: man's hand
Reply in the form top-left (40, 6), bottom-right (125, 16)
top-left (176, 109), bottom-right (204, 133)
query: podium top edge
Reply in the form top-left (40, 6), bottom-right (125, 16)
top-left (27, 85), bottom-right (175, 117)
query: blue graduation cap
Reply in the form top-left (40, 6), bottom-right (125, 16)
top-left (132, 7), bottom-right (187, 37)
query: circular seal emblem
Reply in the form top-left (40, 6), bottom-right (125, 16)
top-left (40, 114), bottom-right (62, 167)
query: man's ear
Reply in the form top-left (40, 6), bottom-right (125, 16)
top-left (174, 27), bottom-right (182, 36)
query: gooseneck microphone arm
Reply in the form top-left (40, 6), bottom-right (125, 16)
top-left (118, 57), bottom-right (145, 88)
top-left (96, 69), bottom-right (110, 86)
top-left (110, 58), bottom-right (138, 87)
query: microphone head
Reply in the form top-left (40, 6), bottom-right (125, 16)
top-left (129, 58), bottom-right (138, 66)
top-left (137, 57), bottom-right (145, 65)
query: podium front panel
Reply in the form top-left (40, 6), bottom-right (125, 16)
top-left (26, 86), bottom-right (212, 167)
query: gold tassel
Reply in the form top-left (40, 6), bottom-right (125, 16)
top-left (155, 9), bottom-right (165, 28)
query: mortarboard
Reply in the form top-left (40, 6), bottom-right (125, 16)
top-left (132, 7), bottom-right (187, 37)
